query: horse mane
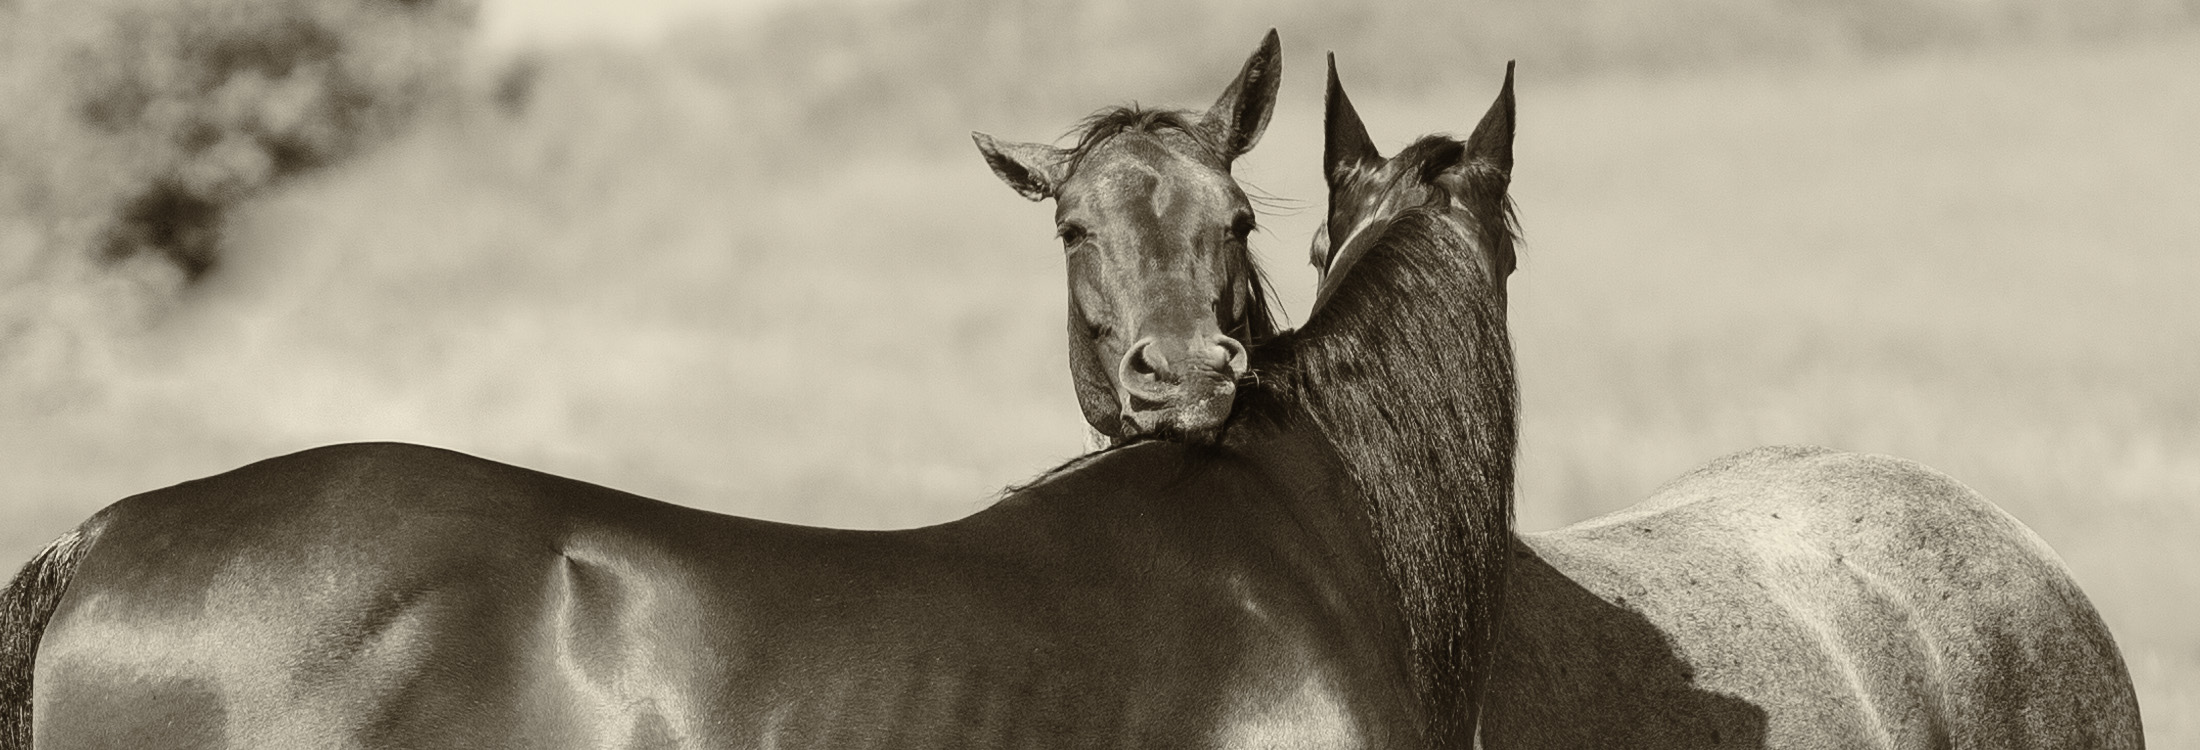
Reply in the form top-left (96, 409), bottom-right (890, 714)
top-left (1255, 204), bottom-right (1518, 746)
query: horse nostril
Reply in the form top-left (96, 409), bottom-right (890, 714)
top-left (1208, 336), bottom-right (1249, 378)
top-left (1122, 338), bottom-right (1169, 383)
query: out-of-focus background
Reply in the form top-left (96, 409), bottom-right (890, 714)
top-left (3, 0), bottom-right (2194, 739)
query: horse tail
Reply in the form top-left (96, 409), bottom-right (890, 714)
top-left (1, 521), bottom-right (104, 750)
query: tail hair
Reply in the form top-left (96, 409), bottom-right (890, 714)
top-left (1, 524), bottom-right (102, 750)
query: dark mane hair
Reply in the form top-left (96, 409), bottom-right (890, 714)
top-left (1062, 105), bottom-right (1218, 172)
top-left (1256, 205), bottom-right (1518, 746)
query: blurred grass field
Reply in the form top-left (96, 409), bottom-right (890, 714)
top-left (2, 1), bottom-right (2195, 743)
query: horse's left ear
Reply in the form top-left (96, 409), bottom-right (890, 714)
top-left (1200, 28), bottom-right (1283, 163)
top-left (1462, 61), bottom-right (1515, 181)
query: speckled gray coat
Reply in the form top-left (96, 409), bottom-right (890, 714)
top-left (1482, 445), bottom-right (2143, 749)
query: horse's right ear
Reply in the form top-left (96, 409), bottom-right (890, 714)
top-left (1199, 28), bottom-right (1283, 163)
top-left (1463, 61), bottom-right (1516, 181)
top-left (1324, 52), bottom-right (1380, 188)
top-left (973, 132), bottom-right (1070, 202)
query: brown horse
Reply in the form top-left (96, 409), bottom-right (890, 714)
top-left (0, 34), bottom-right (1528, 750)
top-left (1315, 56), bottom-right (2146, 748)
top-left (973, 31), bottom-right (1281, 449)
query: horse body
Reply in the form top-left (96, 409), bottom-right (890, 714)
top-left (24, 436), bottom-right (1424, 749)
top-left (1485, 445), bottom-right (2142, 749)
top-left (1309, 58), bottom-right (2142, 747)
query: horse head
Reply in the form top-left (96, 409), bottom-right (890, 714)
top-left (973, 30), bottom-right (1281, 447)
top-left (1312, 55), bottom-right (1517, 316)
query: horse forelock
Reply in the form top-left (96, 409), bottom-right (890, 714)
top-left (1064, 106), bottom-right (1226, 177)
top-left (1256, 207), bottom-right (1519, 745)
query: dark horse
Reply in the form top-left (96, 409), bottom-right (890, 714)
top-left (1315, 56), bottom-right (2145, 748)
top-left (973, 32), bottom-right (1281, 449)
top-left (0, 35), bottom-right (1523, 749)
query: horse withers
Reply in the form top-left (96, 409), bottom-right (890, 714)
top-left (973, 31), bottom-right (1282, 449)
top-left (1315, 55), bottom-right (2145, 748)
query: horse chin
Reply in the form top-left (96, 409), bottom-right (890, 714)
top-left (1120, 381), bottom-right (1237, 445)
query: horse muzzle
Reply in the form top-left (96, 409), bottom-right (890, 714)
top-left (1116, 334), bottom-right (1248, 444)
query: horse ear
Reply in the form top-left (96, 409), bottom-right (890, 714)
top-left (1200, 28), bottom-right (1282, 163)
top-left (972, 132), bottom-right (1070, 202)
top-left (1324, 52), bottom-right (1380, 188)
top-left (1462, 61), bottom-right (1515, 181)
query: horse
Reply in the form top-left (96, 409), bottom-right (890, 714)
top-left (0, 33), bottom-right (1529, 749)
top-left (972, 31), bottom-right (1282, 450)
top-left (1313, 56), bottom-right (2146, 748)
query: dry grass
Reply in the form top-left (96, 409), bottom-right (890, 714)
top-left (0, 10), bottom-right (2192, 745)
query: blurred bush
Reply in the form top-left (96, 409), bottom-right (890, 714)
top-left (0, 0), bottom-right (473, 406)
top-left (1, 0), bottom-right (473, 273)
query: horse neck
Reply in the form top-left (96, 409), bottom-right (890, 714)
top-left (1255, 212), bottom-right (1519, 747)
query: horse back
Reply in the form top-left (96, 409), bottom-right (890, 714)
top-left (25, 440), bottom-right (1421, 749)
top-left (27, 442), bottom-right (742, 748)
top-left (1492, 446), bottom-right (2141, 749)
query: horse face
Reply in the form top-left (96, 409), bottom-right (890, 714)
top-left (973, 31), bottom-right (1280, 446)
top-left (1048, 133), bottom-right (1256, 445)
top-left (1314, 57), bottom-right (1517, 300)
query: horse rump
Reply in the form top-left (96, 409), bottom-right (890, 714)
top-left (1, 522), bottom-right (103, 750)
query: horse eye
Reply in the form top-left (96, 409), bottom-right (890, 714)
top-left (1057, 223), bottom-right (1088, 247)
top-left (1227, 215), bottom-right (1255, 242)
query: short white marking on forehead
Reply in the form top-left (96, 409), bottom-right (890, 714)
top-left (1151, 168), bottom-right (1186, 221)
top-left (1090, 131), bottom-right (1234, 200)
top-left (1081, 159), bottom-right (1157, 201)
